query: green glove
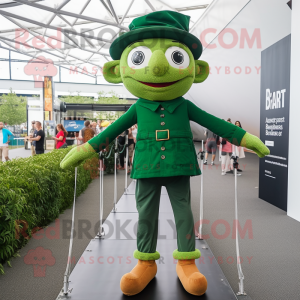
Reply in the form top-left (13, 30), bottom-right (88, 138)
top-left (60, 143), bottom-right (96, 169)
top-left (240, 133), bottom-right (270, 158)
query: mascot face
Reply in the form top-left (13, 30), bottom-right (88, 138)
top-left (103, 38), bottom-right (209, 101)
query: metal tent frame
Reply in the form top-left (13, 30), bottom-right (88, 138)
top-left (0, 0), bottom-right (211, 82)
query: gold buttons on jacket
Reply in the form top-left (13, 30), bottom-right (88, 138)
top-left (160, 114), bottom-right (165, 118)
top-left (161, 155), bottom-right (165, 159)
top-left (161, 122), bottom-right (165, 126)
top-left (161, 147), bottom-right (165, 151)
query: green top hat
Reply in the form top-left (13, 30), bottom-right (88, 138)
top-left (109, 10), bottom-right (203, 60)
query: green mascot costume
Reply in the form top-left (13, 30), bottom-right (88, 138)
top-left (61, 11), bottom-right (269, 297)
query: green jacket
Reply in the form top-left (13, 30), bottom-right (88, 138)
top-left (88, 97), bottom-right (246, 179)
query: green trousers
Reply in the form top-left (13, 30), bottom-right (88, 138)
top-left (135, 176), bottom-right (195, 255)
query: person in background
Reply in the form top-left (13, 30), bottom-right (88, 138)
top-left (203, 129), bottom-right (218, 166)
top-left (0, 121), bottom-right (14, 161)
top-left (76, 121), bottom-right (87, 145)
top-left (131, 124), bottom-right (138, 166)
top-left (132, 124), bottom-right (138, 145)
top-left (77, 120), bottom-right (95, 144)
top-left (29, 121), bottom-right (44, 155)
top-left (117, 129), bottom-right (132, 171)
top-left (97, 119), bottom-right (102, 133)
top-left (219, 119), bottom-right (241, 176)
top-left (76, 129), bottom-right (83, 145)
top-left (101, 120), bottom-right (110, 131)
top-left (52, 124), bottom-right (68, 149)
top-left (127, 127), bottom-right (135, 175)
top-left (220, 137), bottom-right (233, 175)
top-left (231, 120), bottom-right (245, 173)
top-left (25, 121), bottom-right (37, 156)
top-left (91, 122), bottom-right (100, 135)
top-left (235, 120), bottom-right (242, 128)
top-left (117, 131), bottom-right (126, 170)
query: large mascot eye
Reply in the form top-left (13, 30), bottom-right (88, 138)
top-left (132, 51), bottom-right (145, 65)
top-left (165, 47), bottom-right (190, 69)
top-left (127, 46), bottom-right (151, 69)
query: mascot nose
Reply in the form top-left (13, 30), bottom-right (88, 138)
top-left (148, 50), bottom-right (169, 77)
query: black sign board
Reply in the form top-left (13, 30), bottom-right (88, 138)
top-left (259, 35), bottom-right (291, 211)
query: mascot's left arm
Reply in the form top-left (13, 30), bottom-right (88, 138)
top-left (187, 100), bottom-right (269, 158)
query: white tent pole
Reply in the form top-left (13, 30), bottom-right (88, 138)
top-left (11, 0), bottom-right (129, 31)
top-left (120, 0), bottom-right (135, 25)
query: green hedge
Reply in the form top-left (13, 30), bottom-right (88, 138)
top-left (0, 147), bottom-right (98, 274)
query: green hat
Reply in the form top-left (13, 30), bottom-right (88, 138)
top-left (109, 10), bottom-right (203, 60)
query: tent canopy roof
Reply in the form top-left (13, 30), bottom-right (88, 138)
top-left (0, 0), bottom-right (212, 78)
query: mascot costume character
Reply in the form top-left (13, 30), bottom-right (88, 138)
top-left (61, 11), bottom-right (269, 297)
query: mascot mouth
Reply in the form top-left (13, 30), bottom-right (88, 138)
top-left (138, 80), bottom-right (180, 88)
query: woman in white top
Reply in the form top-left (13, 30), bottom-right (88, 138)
top-left (131, 124), bottom-right (138, 143)
top-left (131, 124), bottom-right (138, 164)
top-left (91, 122), bottom-right (100, 135)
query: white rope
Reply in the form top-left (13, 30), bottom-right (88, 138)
top-left (99, 157), bottom-right (104, 236)
top-left (234, 145), bottom-right (246, 295)
top-left (124, 133), bottom-right (128, 194)
top-left (113, 139), bottom-right (118, 212)
top-left (199, 140), bottom-right (204, 239)
top-left (63, 167), bottom-right (77, 295)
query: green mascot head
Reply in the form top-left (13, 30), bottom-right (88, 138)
top-left (103, 10), bottom-right (209, 101)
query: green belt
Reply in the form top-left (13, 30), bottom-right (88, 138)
top-left (137, 129), bottom-right (193, 141)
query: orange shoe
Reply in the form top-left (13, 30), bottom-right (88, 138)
top-left (120, 259), bottom-right (157, 296)
top-left (176, 259), bottom-right (207, 296)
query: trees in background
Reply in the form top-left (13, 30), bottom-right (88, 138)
top-left (0, 89), bottom-right (129, 125)
top-left (0, 89), bottom-right (27, 125)
top-left (59, 91), bottom-right (128, 120)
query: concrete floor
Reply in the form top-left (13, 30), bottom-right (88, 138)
top-left (0, 144), bottom-right (299, 300)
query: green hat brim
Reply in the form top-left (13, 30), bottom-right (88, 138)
top-left (109, 26), bottom-right (203, 60)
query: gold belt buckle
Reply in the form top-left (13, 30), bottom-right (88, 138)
top-left (156, 129), bottom-right (170, 141)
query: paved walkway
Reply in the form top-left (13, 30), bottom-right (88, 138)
top-left (2, 147), bottom-right (50, 162)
